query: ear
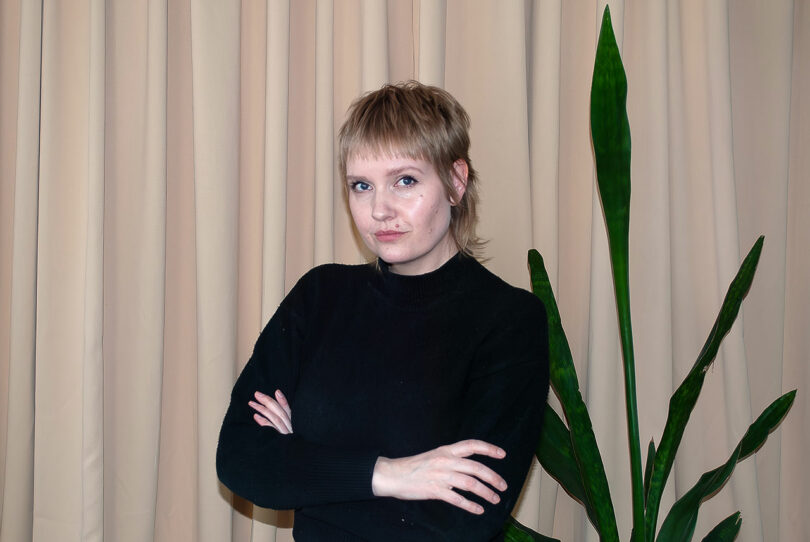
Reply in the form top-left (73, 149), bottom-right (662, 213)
top-left (449, 159), bottom-right (468, 205)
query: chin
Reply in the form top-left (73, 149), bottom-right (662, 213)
top-left (366, 242), bottom-right (400, 260)
top-left (376, 251), bottom-right (410, 265)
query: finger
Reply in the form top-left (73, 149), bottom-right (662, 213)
top-left (452, 458), bottom-right (507, 492)
top-left (448, 439), bottom-right (506, 460)
top-left (447, 472), bottom-right (501, 504)
top-left (436, 487), bottom-right (484, 515)
top-left (254, 392), bottom-right (293, 433)
top-left (254, 390), bottom-right (281, 410)
top-left (253, 412), bottom-right (275, 428)
top-left (275, 390), bottom-right (292, 418)
top-left (253, 413), bottom-right (271, 426)
top-left (249, 401), bottom-right (283, 431)
top-left (249, 400), bottom-right (292, 434)
top-left (252, 412), bottom-right (287, 434)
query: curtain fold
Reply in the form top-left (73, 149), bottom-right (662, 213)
top-left (154, 0), bottom-right (197, 539)
top-left (780, 2), bottom-right (809, 540)
top-left (103, 0), bottom-right (168, 539)
top-left (82, 1), bottom-right (106, 539)
top-left (0, 1), bottom-right (40, 540)
top-left (188, 3), bottom-right (241, 542)
top-left (729, 2), bottom-right (795, 539)
top-left (0, 1), bottom-right (806, 541)
top-left (360, 0), bottom-right (389, 91)
top-left (416, 0), bottom-right (446, 87)
top-left (30, 1), bottom-right (106, 540)
top-left (262, 0), bottom-right (289, 309)
top-left (313, 0), bottom-right (335, 267)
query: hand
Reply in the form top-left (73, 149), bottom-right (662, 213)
top-left (371, 439), bottom-right (507, 515)
top-left (249, 390), bottom-right (293, 434)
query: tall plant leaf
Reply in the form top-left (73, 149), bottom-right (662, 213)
top-left (529, 250), bottom-right (618, 541)
top-left (701, 512), bottom-right (742, 542)
top-left (643, 439), bottom-right (656, 503)
top-left (590, 6), bottom-right (643, 539)
top-left (535, 407), bottom-right (586, 503)
top-left (591, 6), bottom-right (631, 233)
top-left (656, 390), bottom-right (796, 542)
top-left (535, 406), bottom-right (598, 527)
top-left (644, 237), bottom-right (765, 541)
top-left (503, 517), bottom-right (562, 542)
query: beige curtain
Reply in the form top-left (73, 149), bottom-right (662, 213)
top-left (1, 1), bottom-right (807, 541)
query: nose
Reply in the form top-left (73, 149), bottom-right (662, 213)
top-left (371, 191), bottom-right (395, 221)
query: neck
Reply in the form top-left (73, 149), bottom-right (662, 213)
top-left (388, 238), bottom-right (459, 276)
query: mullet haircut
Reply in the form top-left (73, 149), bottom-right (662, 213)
top-left (338, 81), bottom-right (484, 257)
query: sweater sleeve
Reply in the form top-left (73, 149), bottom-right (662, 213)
top-left (393, 293), bottom-right (550, 541)
top-left (215, 274), bottom-right (380, 510)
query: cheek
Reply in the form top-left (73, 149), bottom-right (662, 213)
top-left (427, 201), bottom-right (450, 231)
top-left (348, 200), bottom-right (367, 230)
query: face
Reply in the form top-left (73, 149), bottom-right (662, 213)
top-left (346, 154), bottom-right (467, 275)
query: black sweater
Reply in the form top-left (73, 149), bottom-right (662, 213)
top-left (216, 254), bottom-right (549, 541)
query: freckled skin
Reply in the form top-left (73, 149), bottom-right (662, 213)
top-left (346, 155), bottom-right (466, 275)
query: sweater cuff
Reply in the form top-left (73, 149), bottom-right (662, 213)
top-left (288, 442), bottom-right (379, 503)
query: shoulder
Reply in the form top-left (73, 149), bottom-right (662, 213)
top-left (460, 259), bottom-right (549, 381)
top-left (462, 257), bottom-right (547, 325)
top-left (299, 261), bottom-right (375, 281)
top-left (290, 261), bottom-right (375, 293)
top-left (257, 262), bottom-right (375, 341)
top-left (281, 262), bottom-right (377, 313)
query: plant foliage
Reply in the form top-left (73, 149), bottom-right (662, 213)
top-left (504, 6), bottom-right (795, 542)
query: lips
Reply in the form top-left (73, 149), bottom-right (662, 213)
top-left (374, 230), bottom-right (405, 242)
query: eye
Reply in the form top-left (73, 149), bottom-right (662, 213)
top-left (396, 176), bottom-right (418, 187)
top-left (349, 180), bottom-right (371, 192)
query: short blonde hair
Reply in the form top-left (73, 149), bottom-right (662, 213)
top-left (338, 81), bottom-right (484, 257)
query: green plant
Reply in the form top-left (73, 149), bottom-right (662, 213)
top-left (503, 6), bottom-right (795, 542)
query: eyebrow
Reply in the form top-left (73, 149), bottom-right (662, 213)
top-left (386, 164), bottom-right (425, 176)
top-left (346, 164), bottom-right (425, 182)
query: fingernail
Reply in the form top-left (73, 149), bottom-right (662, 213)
top-left (255, 391), bottom-right (264, 398)
top-left (491, 494), bottom-right (500, 504)
top-left (474, 505), bottom-right (484, 514)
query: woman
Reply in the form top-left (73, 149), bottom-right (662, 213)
top-left (216, 81), bottom-right (549, 541)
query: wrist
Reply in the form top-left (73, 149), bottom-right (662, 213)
top-left (371, 456), bottom-right (393, 497)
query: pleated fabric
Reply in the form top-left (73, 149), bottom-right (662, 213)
top-left (0, 1), bottom-right (807, 541)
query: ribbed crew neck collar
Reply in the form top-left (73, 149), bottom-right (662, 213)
top-left (374, 252), bottom-right (474, 306)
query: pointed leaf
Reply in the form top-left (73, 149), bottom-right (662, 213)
top-left (502, 516), bottom-right (561, 542)
top-left (643, 439), bottom-right (655, 504)
top-left (656, 390), bottom-right (795, 542)
top-left (529, 249), bottom-right (618, 541)
top-left (591, 9), bottom-right (644, 539)
top-left (535, 407), bottom-right (599, 527)
top-left (535, 407), bottom-right (585, 501)
top-left (645, 237), bottom-right (765, 541)
top-left (591, 4), bottom-right (631, 245)
top-left (736, 390), bottom-right (795, 460)
top-left (701, 512), bottom-right (741, 542)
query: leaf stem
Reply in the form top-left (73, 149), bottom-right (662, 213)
top-left (610, 236), bottom-right (644, 541)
